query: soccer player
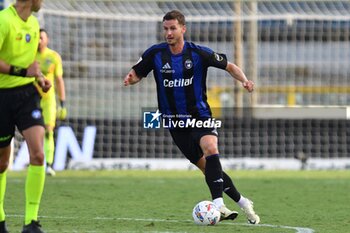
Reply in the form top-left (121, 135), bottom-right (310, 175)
top-left (0, 0), bottom-right (51, 233)
top-left (124, 10), bottom-right (260, 224)
top-left (36, 28), bottom-right (67, 176)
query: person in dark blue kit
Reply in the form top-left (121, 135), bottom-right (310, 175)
top-left (124, 10), bottom-right (260, 224)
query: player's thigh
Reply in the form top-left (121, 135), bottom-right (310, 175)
top-left (169, 129), bottom-right (202, 164)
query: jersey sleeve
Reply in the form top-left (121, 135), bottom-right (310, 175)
top-left (132, 49), bottom-right (154, 78)
top-left (198, 46), bottom-right (228, 70)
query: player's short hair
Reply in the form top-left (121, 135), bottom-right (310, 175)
top-left (39, 28), bottom-right (50, 39)
top-left (40, 28), bottom-right (48, 36)
top-left (163, 10), bottom-right (186, 26)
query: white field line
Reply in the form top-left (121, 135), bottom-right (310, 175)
top-left (8, 214), bottom-right (314, 233)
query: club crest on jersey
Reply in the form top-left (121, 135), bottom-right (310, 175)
top-left (184, 59), bottom-right (193, 69)
top-left (214, 53), bottom-right (223, 61)
top-left (25, 34), bottom-right (31, 42)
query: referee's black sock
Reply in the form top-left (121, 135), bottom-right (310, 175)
top-left (205, 154), bottom-right (223, 200)
top-left (222, 171), bottom-right (241, 202)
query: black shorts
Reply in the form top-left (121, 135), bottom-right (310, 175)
top-left (0, 83), bottom-right (44, 148)
top-left (169, 127), bottom-right (218, 164)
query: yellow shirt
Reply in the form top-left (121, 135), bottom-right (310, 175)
top-left (36, 47), bottom-right (63, 98)
top-left (0, 5), bottom-right (39, 88)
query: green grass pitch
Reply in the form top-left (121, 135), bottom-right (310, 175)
top-left (4, 170), bottom-right (350, 233)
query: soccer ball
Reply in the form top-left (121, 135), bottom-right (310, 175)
top-left (192, 201), bottom-right (221, 226)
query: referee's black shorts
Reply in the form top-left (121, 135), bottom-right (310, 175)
top-left (169, 127), bottom-right (218, 165)
top-left (0, 83), bottom-right (44, 148)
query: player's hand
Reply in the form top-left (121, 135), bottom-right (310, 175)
top-left (36, 76), bottom-right (52, 93)
top-left (57, 100), bottom-right (67, 120)
top-left (124, 69), bottom-right (141, 86)
top-left (26, 61), bottom-right (42, 77)
top-left (242, 80), bottom-right (254, 93)
top-left (57, 107), bottom-right (67, 120)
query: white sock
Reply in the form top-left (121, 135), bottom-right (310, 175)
top-left (237, 195), bottom-right (249, 208)
top-left (213, 197), bottom-right (224, 208)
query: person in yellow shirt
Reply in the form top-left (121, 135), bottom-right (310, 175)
top-left (0, 1), bottom-right (51, 232)
top-left (36, 28), bottom-right (66, 176)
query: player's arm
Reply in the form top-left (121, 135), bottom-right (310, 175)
top-left (0, 59), bottom-right (51, 92)
top-left (201, 47), bottom-right (254, 93)
top-left (124, 52), bottom-right (154, 86)
top-left (54, 52), bottom-right (67, 119)
top-left (0, 60), bottom-right (9, 74)
top-left (123, 45), bottom-right (157, 87)
top-left (226, 62), bottom-right (254, 93)
top-left (54, 53), bottom-right (66, 103)
top-left (0, 59), bottom-right (37, 77)
top-left (56, 75), bottom-right (65, 102)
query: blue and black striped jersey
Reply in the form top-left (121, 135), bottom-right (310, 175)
top-left (133, 41), bottom-right (228, 119)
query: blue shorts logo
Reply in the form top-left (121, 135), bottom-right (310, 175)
top-left (143, 110), bottom-right (162, 128)
top-left (31, 109), bottom-right (41, 119)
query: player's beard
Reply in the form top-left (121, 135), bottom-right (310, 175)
top-left (166, 37), bottom-right (175, 45)
top-left (166, 36), bottom-right (182, 47)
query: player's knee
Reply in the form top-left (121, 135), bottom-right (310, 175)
top-left (29, 151), bottom-right (45, 165)
top-left (200, 135), bottom-right (219, 156)
top-left (202, 143), bottom-right (219, 156)
top-left (0, 154), bottom-right (10, 172)
top-left (0, 145), bottom-right (11, 172)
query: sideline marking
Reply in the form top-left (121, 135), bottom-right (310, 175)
top-left (8, 214), bottom-right (314, 233)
